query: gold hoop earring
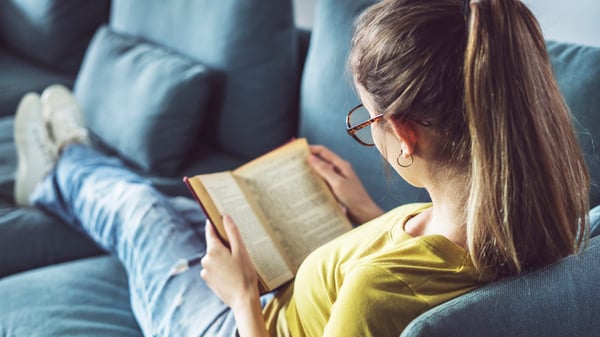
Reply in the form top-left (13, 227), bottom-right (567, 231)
top-left (396, 149), bottom-right (414, 168)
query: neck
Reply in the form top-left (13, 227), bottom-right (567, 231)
top-left (405, 172), bottom-right (468, 249)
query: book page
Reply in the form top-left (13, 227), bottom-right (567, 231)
top-left (234, 139), bottom-right (352, 271)
top-left (196, 172), bottom-right (294, 290)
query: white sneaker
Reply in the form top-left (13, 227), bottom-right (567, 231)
top-left (41, 84), bottom-right (89, 149)
top-left (14, 93), bottom-right (58, 206)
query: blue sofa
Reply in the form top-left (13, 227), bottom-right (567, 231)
top-left (0, 0), bottom-right (599, 336)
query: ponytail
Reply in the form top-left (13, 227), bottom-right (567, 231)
top-left (350, 0), bottom-right (590, 281)
top-left (464, 0), bottom-right (590, 279)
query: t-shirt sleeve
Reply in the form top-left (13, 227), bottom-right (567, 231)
top-left (322, 265), bottom-right (430, 337)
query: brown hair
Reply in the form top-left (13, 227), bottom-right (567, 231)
top-left (350, 0), bottom-right (590, 280)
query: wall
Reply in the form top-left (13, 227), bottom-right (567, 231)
top-left (293, 0), bottom-right (600, 47)
top-left (522, 0), bottom-right (600, 47)
top-left (292, 0), bottom-right (317, 29)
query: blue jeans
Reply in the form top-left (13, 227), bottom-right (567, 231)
top-left (31, 144), bottom-right (274, 337)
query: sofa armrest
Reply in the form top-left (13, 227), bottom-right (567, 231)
top-left (297, 28), bottom-right (311, 74)
top-left (591, 205), bottom-right (600, 237)
top-left (400, 236), bottom-right (600, 337)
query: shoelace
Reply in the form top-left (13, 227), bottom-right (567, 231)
top-left (53, 109), bottom-right (88, 142)
top-left (31, 123), bottom-right (56, 164)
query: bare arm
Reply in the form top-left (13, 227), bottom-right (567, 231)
top-left (201, 216), bottom-right (268, 337)
top-left (231, 294), bottom-right (269, 337)
top-left (308, 145), bottom-right (384, 224)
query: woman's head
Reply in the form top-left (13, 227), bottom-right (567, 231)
top-left (350, 0), bottom-right (469, 168)
top-left (350, 0), bottom-right (590, 280)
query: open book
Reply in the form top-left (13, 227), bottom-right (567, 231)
top-left (184, 138), bottom-right (352, 292)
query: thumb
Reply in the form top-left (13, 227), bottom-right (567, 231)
top-left (222, 215), bottom-right (246, 256)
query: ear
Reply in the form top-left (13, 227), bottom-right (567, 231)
top-left (387, 117), bottom-right (417, 157)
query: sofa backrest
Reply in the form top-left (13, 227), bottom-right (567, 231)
top-left (547, 41), bottom-right (600, 206)
top-left (108, 0), bottom-right (299, 162)
top-left (299, 0), bottom-right (430, 211)
top-left (300, 0), bottom-right (600, 211)
top-left (0, 0), bottom-right (109, 75)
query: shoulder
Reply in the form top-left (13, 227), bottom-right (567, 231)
top-left (341, 240), bottom-right (481, 306)
top-left (331, 265), bottom-right (430, 335)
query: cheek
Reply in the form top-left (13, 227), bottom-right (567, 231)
top-left (372, 124), bottom-right (397, 161)
top-left (372, 125), bottom-right (385, 154)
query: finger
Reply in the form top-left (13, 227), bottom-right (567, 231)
top-left (309, 145), bottom-right (344, 167)
top-left (308, 153), bottom-right (346, 187)
top-left (200, 268), bottom-right (212, 287)
top-left (309, 145), bottom-right (350, 177)
top-left (308, 144), bottom-right (327, 155)
top-left (222, 215), bottom-right (246, 257)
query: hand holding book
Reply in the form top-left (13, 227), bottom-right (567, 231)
top-left (201, 216), bottom-right (260, 308)
top-left (185, 138), bottom-right (353, 292)
top-left (307, 145), bottom-right (384, 224)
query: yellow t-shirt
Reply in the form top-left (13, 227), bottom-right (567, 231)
top-left (262, 203), bottom-right (481, 337)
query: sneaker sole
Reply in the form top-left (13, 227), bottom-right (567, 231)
top-left (14, 93), bottom-right (52, 206)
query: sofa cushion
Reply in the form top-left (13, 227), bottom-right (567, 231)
top-left (0, 49), bottom-right (74, 117)
top-left (148, 143), bottom-right (247, 197)
top-left (0, 0), bottom-right (109, 75)
top-left (109, 0), bottom-right (299, 161)
top-left (74, 26), bottom-right (214, 175)
top-left (299, 0), bottom-right (429, 211)
top-left (0, 256), bottom-right (141, 337)
top-left (0, 116), bottom-right (16, 201)
top-left (0, 116), bottom-right (103, 278)
top-left (0, 205), bottom-right (104, 278)
top-left (547, 41), bottom-right (600, 206)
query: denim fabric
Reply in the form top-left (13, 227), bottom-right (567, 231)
top-left (31, 144), bottom-right (274, 337)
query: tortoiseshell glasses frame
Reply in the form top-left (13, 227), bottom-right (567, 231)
top-left (345, 104), bottom-right (432, 146)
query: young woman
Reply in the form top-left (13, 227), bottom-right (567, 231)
top-left (13, 0), bottom-right (589, 336)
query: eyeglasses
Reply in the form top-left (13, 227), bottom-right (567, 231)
top-left (346, 104), bottom-right (383, 146)
top-left (345, 104), bottom-right (432, 147)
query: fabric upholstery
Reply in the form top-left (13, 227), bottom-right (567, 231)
top-left (547, 41), bottom-right (600, 206)
top-left (0, 0), bottom-right (109, 74)
top-left (0, 117), bottom-right (103, 278)
top-left (299, 0), bottom-right (429, 211)
top-left (109, 0), bottom-right (299, 161)
top-left (74, 26), bottom-right (214, 175)
top-left (0, 256), bottom-right (141, 337)
top-left (0, 0), bottom-right (598, 336)
top-left (591, 205), bottom-right (600, 237)
top-left (148, 144), bottom-right (247, 197)
top-left (0, 205), bottom-right (104, 278)
top-left (0, 117), bottom-right (16, 202)
top-left (400, 236), bottom-right (600, 337)
top-left (0, 49), bottom-right (73, 117)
